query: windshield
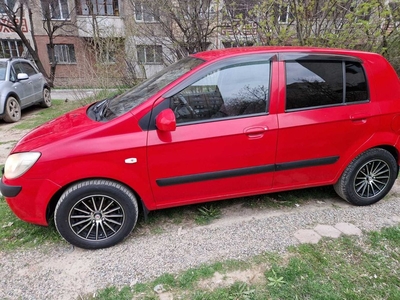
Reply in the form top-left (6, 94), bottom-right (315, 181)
top-left (0, 62), bottom-right (7, 81)
top-left (103, 56), bottom-right (204, 119)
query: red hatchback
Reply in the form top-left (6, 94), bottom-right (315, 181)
top-left (2, 47), bottom-right (400, 249)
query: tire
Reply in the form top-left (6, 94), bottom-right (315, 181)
top-left (40, 88), bottom-right (52, 108)
top-left (3, 96), bottom-right (21, 122)
top-left (55, 179), bottom-right (138, 249)
top-left (334, 148), bottom-right (398, 206)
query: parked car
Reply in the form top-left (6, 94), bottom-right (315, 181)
top-left (1, 47), bottom-right (400, 249)
top-left (0, 57), bottom-right (51, 122)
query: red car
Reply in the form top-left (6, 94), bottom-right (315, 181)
top-left (2, 47), bottom-right (400, 249)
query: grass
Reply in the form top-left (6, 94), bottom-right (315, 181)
top-left (0, 196), bottom-right (63, 250)
top-left (1, 90), bottom-right (400, 299)
top-left (0, 89), bottom-right (120, 251)
top-left (81, 225), bottom-right (400, 300)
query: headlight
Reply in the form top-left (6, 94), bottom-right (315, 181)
top-left (4, 152), bottom-right (41, 179)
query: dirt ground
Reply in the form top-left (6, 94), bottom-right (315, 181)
top-left (0, 106), bottom-right (46, 165)
top-left (1, 106), bottom-right (400, 299)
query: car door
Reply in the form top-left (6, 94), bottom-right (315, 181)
top-left (12, 62), bottom-right (35, 106)
top-left (19, 61), bottom-right (43, 103)
top-left (274, 55), bottom-right (378, 189)
top-left (146, 56), bottom-right (279, 207)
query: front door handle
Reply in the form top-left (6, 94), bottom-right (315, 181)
top-left (244, 126), bottom-right (268, 139)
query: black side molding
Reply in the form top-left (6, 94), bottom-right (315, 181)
top-left (156, 156), bottom-right (340, 187)
top-left (0, 178), bottom-right (22, 197)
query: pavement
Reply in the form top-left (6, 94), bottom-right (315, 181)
top-left (51, 89), bottom-right (117, 101)
top-left (294, 222), bottom-right (362, 244)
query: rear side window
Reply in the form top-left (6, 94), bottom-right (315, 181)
top-left (285, 60), bottom-right (368, 110)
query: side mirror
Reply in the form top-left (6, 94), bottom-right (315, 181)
top-left (17, 73), bottom-right (29, 81)
top-left (156, 108), bottom-right (176, 132)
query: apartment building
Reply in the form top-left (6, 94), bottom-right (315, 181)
top-left (1, 0), bottom-right (200, 86)
top-left (1, 0), bottom-right (398, 87)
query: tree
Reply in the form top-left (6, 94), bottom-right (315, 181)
top-left (0, 0), bottom-right (76, 86)
top-left (0, 0), bottom-right (46, 76)
top-left (127, 0), bottom-right (221, 61)
top-left (220, 0), bottom-right (399, 73)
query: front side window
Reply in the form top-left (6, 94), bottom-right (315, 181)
top-left (170, 61), bottom-right (270, 124)
top-left (41, 0), bottom-right (69, 19)
top-left (48, 44), bottom-right (76, 64)
top-left (15, 62), bottom-right (37, 76)
top-left (137, 45), bottom-right (162, 64)
top-left (285, 60), bottom-right (368, 110)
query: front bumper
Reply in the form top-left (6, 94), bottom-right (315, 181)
top-left (0, 177), bottom-right (21, 197)
top-left (0, 176), bottom-right (61, 226)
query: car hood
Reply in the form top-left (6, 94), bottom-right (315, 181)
top-left (13, 106), bottom-right (98, 152)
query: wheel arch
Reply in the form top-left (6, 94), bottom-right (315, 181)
top-left (3, 92), bottom-right (20, 109)
top-left (46, 177), bottom-right (150, 223)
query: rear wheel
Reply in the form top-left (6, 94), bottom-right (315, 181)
top-left (55, 180), bottom-right (138, 249)
top-left (334, 148), bottom-right (397, 206)
top-left (40, 88), bottom-right (51, 108)
top-left (3, 96), bottom-right (21, 122)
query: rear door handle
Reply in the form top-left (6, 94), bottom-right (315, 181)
top-left (350, 113), bottom-right (370, 123)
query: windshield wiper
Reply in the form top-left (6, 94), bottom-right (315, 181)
top-left (91, 99), bottom-right (108, 121)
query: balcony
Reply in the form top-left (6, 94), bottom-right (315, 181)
top-left (77, 16), bottom-right (124, 38)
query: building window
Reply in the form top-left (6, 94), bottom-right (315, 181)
top-left (135, 2), bottom-right (157, 22)
top-left (0, 39), bottom-right (24, 58)
top-left (77, 0), bottom-right (119, 16)
top-left (273, 1), bottom-right (291, 24)
top-left (389, 2), bottom-right (400, 22)
top-left (137, 45), bottom-right (162, 64)
top-left (0, 0), bottom-right (17, 13)
top-left (41, 0), bottom-right (69, 19)
top-left (48, 44), bottom-right (76, 64)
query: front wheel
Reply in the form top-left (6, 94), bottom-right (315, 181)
top-left (55, 180), bottom-right (138, 249)
top-left (334, 148), bottom-right (398, 206)
top-left (3, 96), bottom-right (21, 122)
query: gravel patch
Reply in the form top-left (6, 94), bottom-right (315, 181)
top-left (1, 192), bottom-right (400, 299)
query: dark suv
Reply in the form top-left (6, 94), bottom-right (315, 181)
top-left (0, 58), bottom-right (51, 122)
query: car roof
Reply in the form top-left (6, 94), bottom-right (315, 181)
top-left (0, 57), bottom-right (30, 63)
top-left (191, 46), bottom-right (378, 62)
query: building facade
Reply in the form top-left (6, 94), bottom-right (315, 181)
top-left (1, 0), bottom-right (398, 87)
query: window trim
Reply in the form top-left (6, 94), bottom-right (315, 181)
top-left (166, 56), bottom-right (274, 126)
top-left (164, 54), bottom-right (276, 99)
